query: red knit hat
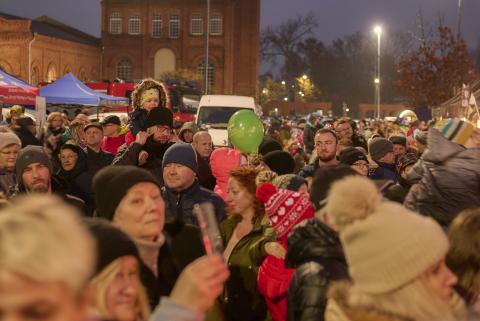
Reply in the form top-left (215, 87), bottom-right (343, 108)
top-left (256, 183), bottom-right (314, 243)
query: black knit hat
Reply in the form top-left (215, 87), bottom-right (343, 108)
top-left (162, 143), bottom-right (198, 173)
top-left (389, 135), bottom-right (407, 147)
top-left (92, 165), bottom-right (161, 220)
top-left (101, 115), bottom-right (121, 126)
top-left (339, 147), bottom-right (368, 166)
top-left (145, 107), bottom-right (173, 129)
top-left (310, 165), bottom-right (358, 211)
top-left (368, 138), bottom-right (393, 162)
top-left (84, 218), bottom-right (140, 274)
top-left (396, 153), bottom-right (419, 174)
top-left (258, 138), bottom-right (283, 156)
top-left (16, 146), bottom-right (53, 185)
top-left (263, 150), bottom-right (295, 175)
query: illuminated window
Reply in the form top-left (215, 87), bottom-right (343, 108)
top-left (190, 14), bottom-right (203, 35)
top-left (210, 13), bottom-right (223, 35)
top-left (169, 15), bottom-right (180, 39)
top-left (110, 12), bottom-right (122, 34)
top-left (152, 14), bottom-right (162, 38)
top-left (128, 15), bottom-right (141, 34)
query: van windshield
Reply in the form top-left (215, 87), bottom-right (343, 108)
top-left (197, 107), bottom-right (252, 128)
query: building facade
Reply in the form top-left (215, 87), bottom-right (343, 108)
top-left (101, 0), bottom-right (260, 97)
top-left (0, 13), bottom-right (101, 85)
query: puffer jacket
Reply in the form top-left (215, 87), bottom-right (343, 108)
top-left (285, 219), bottom-right (349, 321)
top-left (257, 245), bottom-right (295, 321)
top-left (404, 128), bottom-right (480, 227)
top-left (210, 148), bottom-right (243, 201)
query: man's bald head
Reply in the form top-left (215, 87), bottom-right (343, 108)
top-left (192, 131), bottom-right (213, 158)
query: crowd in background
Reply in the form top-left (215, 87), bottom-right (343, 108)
top-left (1, 77), bottom-right (480, 321)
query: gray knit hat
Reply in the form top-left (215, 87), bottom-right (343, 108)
top-left (0, 131), bottom-right (21, 150)
top-left (162, 143), bottom-right (198, 173)
top-left (368, 138), bottom-right (393, 162)
top-left (15, 146), bottom-right (53, 184)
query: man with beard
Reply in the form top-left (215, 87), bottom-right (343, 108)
top-left (113, 107), bottom-right (176, 186)
top-left (335, 119), bottom-right (368, 150)
top-left (313, 128), bottom-right (339, 169)
top-left (12, 145), bottom-right (86, 213)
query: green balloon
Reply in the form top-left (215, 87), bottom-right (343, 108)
top-left (228, 110), bottom-right (264, 154)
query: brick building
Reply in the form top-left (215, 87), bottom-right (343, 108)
top-left (357, 103), bottom-right (407, 119)
top-left (101, 0), bottom-right (260, 97)
top-left (0, 13), bottom-right (101, 85)
top-left (263, 100), bottom-right (332, 117)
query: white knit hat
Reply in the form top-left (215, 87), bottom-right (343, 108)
top-left (326, 176), bottom-right (449, 294)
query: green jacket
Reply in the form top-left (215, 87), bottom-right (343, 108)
top-left (219, 214), bottom-right (276, 321)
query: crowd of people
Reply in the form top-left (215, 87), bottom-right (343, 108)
top-left (1, 77), bottom-right (480, 321)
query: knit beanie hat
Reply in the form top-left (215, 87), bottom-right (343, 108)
top-left (263, 150), bottom-right (295, 175)
top-left (0, 131), bottom-right (21, 150)
top-left (389, 135), bottom-right (407, 147)
top-left (273, 174), bottom-right (307, 192)
top-left (325, 176), bottom-right (449, 294)
top-left (145, 107), bottom-right (173, 129)
top-left (438, 119), bottom-right (475, 146)
top-left (255, 170), bottom-right (278, 186)
top-left (396, 153), bottom-right (419, 174)
top-left (93, 165), bottom-right (161, 221)
top-left (84, 218), bottom-right (140, 275)
top-left (16, 146), bottom-right (53, 183)
top-left (310, 165), bottom-right (358, 211)
top-left (258, 138), bottom-right (283, 156)
top-left (368, 138), bottom-right (393, 161)
top-left (339, 147), bottom-right (368, 166)
top-left (162, 143), bottom-right (198, 173)
top-left (256, 183), bottom-right (314, 243)
top-left (415, 130), bottom-right (428, 145)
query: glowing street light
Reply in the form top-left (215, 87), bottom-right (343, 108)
top-left (302, 74), bottom-right (308, 80)
top-left (373, 24), bottom-right (382, 119)
top-left (281, 80), bottom-right (286, 85)
top-left (283, 97), bottom-right (288, 101)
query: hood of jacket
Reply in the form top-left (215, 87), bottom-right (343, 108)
top-left (285, 218), bottom-right (346, 268)
top-left (327, 282), bottom-right (412, 321)
top-left (58, 145), bottom-right (89, 180)
top-left (422, 128), bottom-right (467, 164)
top-left (210, 147), bottom-right (242, 184)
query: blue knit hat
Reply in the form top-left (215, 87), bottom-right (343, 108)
top-left (162, 143), bottom-right (198, 173)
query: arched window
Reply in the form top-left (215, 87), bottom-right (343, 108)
top-left (31, 66), bottom-right (40, 85)
top-left (128, 15), bottom-right (141, 34)
top-left (116, 59), bottom-right (132, 80)
top-left (190, 14), bottom-right (203, 35)
top-left (110, 12), bottom-right (122, 34)
top-left (210, 13), bottom-right (223, 35)
top-left (47, 64), bottom-right (57, 82)
top-left (78, 68), bottom-right (87, 81)
top-left (197, 60), bottom-right (214, 88)
top-left (151, 14), bottom-right (162, 38)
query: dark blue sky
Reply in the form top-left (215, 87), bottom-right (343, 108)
top-left (1, 0), bottom-right (478, 47)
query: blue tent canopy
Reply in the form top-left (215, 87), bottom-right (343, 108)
top-left (39, 73), bottom-right (128, 106)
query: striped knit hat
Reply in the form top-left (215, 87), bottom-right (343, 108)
top-left (438, 119), bottom-right (475, 146)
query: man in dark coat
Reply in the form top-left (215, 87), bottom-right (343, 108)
top-left (285, 165), bottom-right (353, 321)
top-left (12, 145), bottom-right (87, 214)
top-left (191, 131), bottom-right (216, 191)
top-left (113, 107), bottom-right (175, 186)
top-left (162, 143), bottom-right (226, 226)
top-left (303, 115), bottom-right (320, 156)
top-left (83, 123), bottom-right (114, 176)
top-left (13, 116), bottom-right (42, 147)
top-left (0, 130), bottom-right (21, 198)
top-left (404, 124), bottom-right (480, 227)
top-left (368, 137), bottom-right (399, 183)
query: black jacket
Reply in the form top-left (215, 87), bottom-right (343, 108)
top-left (57, 146), bottom-right (95, 215)
top-left (285, 219), bottom-right (349, 321)
top-left (303, 123), bottom-right (317, 155)
top-left (0, 167), bottom-right (15, 198)
top-left (113, 138), bottom-right (174, 186)
top-left (14, 128), bottom-right (42, 148)
top-left (14, 174), bottom-right (87, 215)
top-left (196, 152), bottom-right (216, 191)
top-left (84, 147), bottom-right (114, 176)
top-left (162, 179), bottom-right (226, 226)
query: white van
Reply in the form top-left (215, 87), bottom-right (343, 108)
top-left (196, 95), bottom-right (256, 147)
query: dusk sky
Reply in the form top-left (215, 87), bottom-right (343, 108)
top-left (1, 0), bottom-right (479, 49)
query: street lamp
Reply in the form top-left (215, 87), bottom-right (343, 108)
top-left (374, 25), bottom-right (382, 119)
top-left (302, 74), bottom-right (308, 80)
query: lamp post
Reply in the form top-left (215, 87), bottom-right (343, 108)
top-left (374, 25), bottom-right (382, 119)
top-left (204, 0), bottom-right (211, 94)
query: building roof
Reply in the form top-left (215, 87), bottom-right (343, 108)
top-left (0, 12), bottom-right (101, 47)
